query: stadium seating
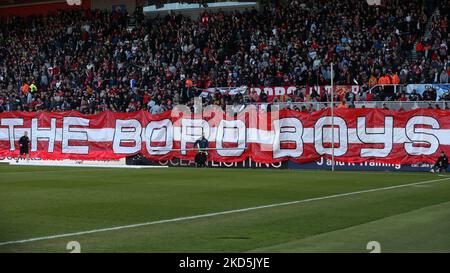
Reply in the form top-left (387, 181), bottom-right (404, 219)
top-left (0, 0), bottom-right (448, 113)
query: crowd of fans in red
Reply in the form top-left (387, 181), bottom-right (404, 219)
top-left (0, 0), bottom-right (448, 113)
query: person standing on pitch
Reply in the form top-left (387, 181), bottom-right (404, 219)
top-left (17, 131), bottom-right (30, 163)
top-left (194, 133), bottom-right (209, 168)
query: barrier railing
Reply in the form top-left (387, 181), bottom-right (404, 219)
top-left (368, 84), bottom-right (408, 94)
top-left (247, 101), bottom-right (450, 111)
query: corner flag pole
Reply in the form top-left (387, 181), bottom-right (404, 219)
top-left (331, 63), bottom-right (335, 172)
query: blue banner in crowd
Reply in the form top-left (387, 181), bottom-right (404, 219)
top-left (406, 84), bottom-right (450, 101)
top-left (288, 158), bottom-right (432, 172)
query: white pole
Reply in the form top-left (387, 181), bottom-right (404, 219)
top-left (331, 63), bottom-right (335, 172)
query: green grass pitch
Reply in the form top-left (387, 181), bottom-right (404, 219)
top-left (0, 165), bottom-right (449, 253)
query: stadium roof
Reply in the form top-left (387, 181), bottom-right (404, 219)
top-left (0, 0), bottom-right (62, 7)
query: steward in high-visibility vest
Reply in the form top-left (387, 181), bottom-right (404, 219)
top-left (21, 83), bottom-right (30, 93)
top-left (384, 74), bottom-right (392, 84)
top-left (30, 83), bottom-right (37, 93)
top-left (392, 73), bottom-right (400, 85)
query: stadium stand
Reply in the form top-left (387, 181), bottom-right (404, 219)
top-left (0, 0), bottom-right (448, 113)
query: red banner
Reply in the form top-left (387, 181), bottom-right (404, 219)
top-left (249, 85), bottom-right (360, 102)
top-left (0, 109), bottom-right (449, 164)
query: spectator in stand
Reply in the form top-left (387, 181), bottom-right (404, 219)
top-left (338, 100), bottom-right (347, 109)
top-left (440, 69), bottom-right (448, 83)
top-left (416, 40), bottom-right (425, 59)
top-left (422, 87), bottom-right (437, 101)
top-left (392, 73), bottom-right (400, 85)
top-left (409, 89), bottom-right (422, 101)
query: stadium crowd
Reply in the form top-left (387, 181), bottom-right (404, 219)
top-left (0, 0), bottom-right (448, 113)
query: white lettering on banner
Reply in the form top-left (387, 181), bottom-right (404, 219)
top-left (250, 86), bottom-right (360, 98)
top-left (251, 87), bottom-right (297, 97)
top-left (0, 118), bottom-right (23, 150)
top-left (113, 119), bottom-right (142, 154)
top-left (274, 87), bottom-right (285, 96)
top-left (180, 119), bottom-right (210, 155)
top-left (215, 120), bottom-right (246, 157)
top-left (264, 87), bottom-right (273, 96)
top-left (273, 118), bottom-right (303, 158)
top-left (287, 87), bottom-right (296, 95)
top-left (314, 116), bottom-right (348, 156)
top-left (250, 88), bottom-right (261, 95)
top-left (404, 116), bottom-right (440, 155)
top-left (145, 119), bottom-right (173, 155)
top-left (62, 117), bottom-right (89, 154)
top-left (357, 116), bottom-right (393, 157)
top-left (31, 118), bottom-right (57, 152)
top-left (310, 86), bottom-right (320, 94)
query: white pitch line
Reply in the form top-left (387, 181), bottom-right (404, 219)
top-left (0, 177), bottom-right (449, 247)
top-left (0, 169), bottom-right (129, 175)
